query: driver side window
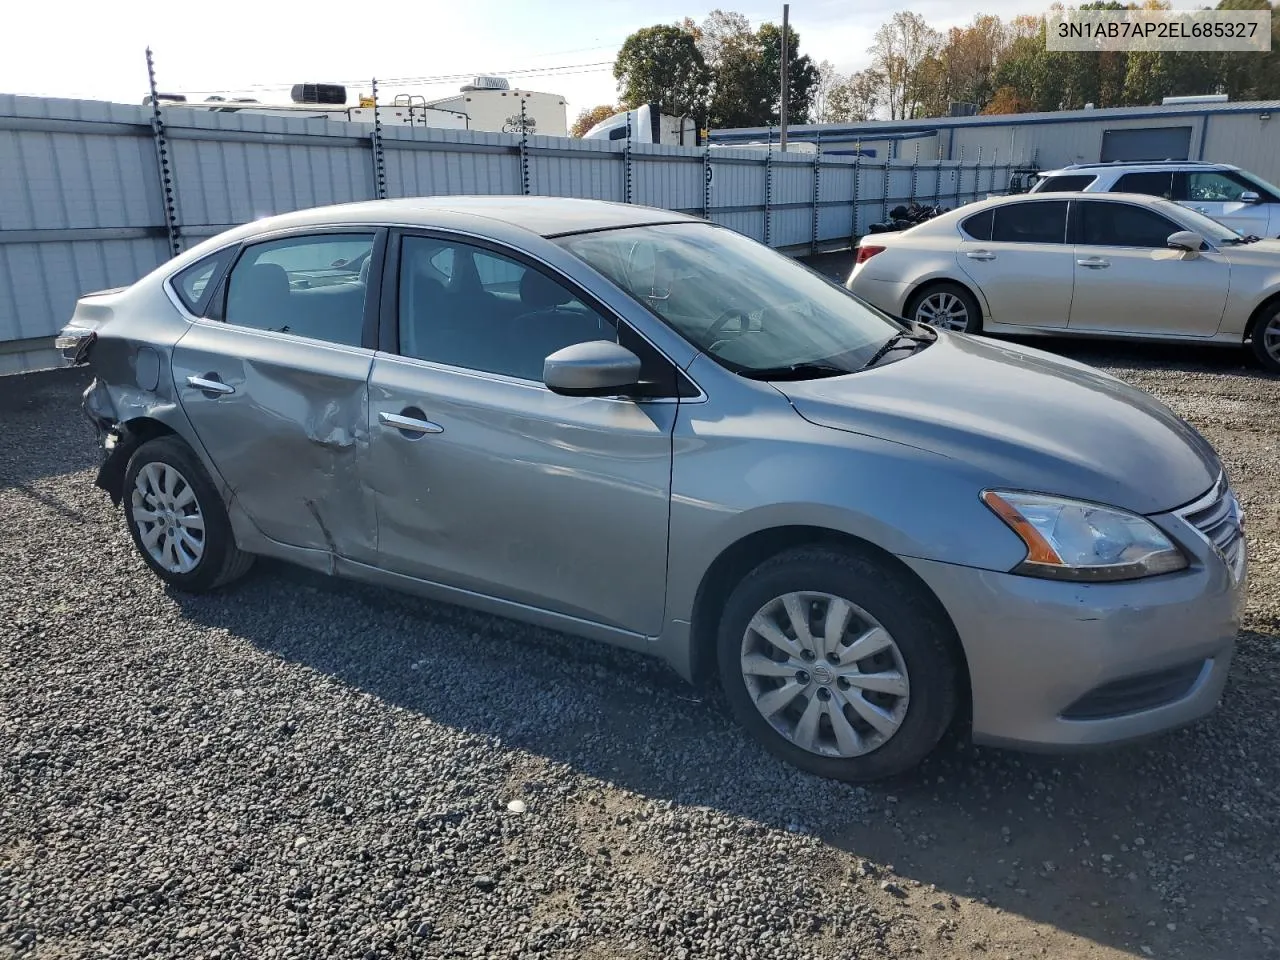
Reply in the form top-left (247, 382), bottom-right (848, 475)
top-left (397, 236), bottom-right (617, 382)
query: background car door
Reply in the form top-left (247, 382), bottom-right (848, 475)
top-left (364, 232), bottom-right (679, 636)
top-left (171, 229), bottom-right (383, 560)
top-left (956, 200), bottom-right (1072, 328)
top-left (1067, 200), bottom-right (1230, 337)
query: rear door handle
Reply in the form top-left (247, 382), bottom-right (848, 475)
top-left (379, 410), bottom-right (444, 436)
top-left (965, 250), bottom-right (996, 261)
top-left (1077, 258), bottom-right (1110, 269)
top-left (185, 375), bottom-right (235, 395)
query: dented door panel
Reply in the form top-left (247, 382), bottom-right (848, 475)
top-left (171, 321), bottom-right (377, 560)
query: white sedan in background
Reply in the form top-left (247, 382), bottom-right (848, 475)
top-left (846, 191), bottom-right (1280, 372)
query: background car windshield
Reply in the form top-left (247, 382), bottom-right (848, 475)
top-left (1153, 199), bottom-right (1245, 242)
top-left (558, 223), bottom-right (902, 374)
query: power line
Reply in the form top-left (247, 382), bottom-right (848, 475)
top-left (171, 60), bottom-right (614, 96)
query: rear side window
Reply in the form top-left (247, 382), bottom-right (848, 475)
top-left (1035, 174), bottom-right (1097, 192)
top-left (172, 248), bottom-right (235, 315)
top-left (222, 233), bottom-right (376, 347)
top-left (1113, 171), bottom-right (1175, 198)
top-left (960, 209), bottom-right (993, 241)
top-left (990, 201), bottom-right (1068, 244)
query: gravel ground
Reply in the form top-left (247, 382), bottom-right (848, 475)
top-left (2, 319), bottom-right (1278, 959)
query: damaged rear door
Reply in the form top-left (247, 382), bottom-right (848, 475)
top-left (170, 228), bottom-right (385, 561)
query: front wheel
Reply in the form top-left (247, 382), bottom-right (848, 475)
top-left (905, 282), bottom-right (981, 333)
top-left (1249, 303), bottom-right (1280, 373)
top-left (122, 435), bottom-right (254, 592)
top-left (717, 546), bottom-right (960, 782)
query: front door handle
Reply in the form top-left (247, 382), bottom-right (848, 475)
top-left (185, 375), bottom-right (235, 395)
top-left (965, 250), bottom-right (996, 261)
top-left (379, 410), bottom-right (444, 436)
top-left (1077, 257), bottom-right (1110, 269)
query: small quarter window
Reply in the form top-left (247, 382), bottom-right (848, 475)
top-left (172, 248), bottom-right (235, 315)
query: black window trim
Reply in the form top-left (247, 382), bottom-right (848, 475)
top-left (207, 225), bottom-right (388, 351)
top-left (379, 226), bottom-right (703, 402)
top-left (1068, 198), bottom-right (1207, 251)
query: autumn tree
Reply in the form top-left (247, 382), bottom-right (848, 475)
top-left (868, 12), bottom-right (942, 119)
top-left (827, 69), bottom-right (885, 121)
top-left (811, 60), bottom-right (845, 123)
top-left (613, 24), bottom-right (711, 118)
top-left (759, 21), bottom-right (819, 124)
top-left (571, 104), bottom-right (620, 137)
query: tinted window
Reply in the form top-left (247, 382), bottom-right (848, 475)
top-left (173, 248), bottom-right (234, 315)
top-left (960, 209), bottom-right (993, 241)
top-left (990, 202), bottom-right (1068, 244)
top-left (398, 236), bottom-right (616, 382)
top-left (1036, 174), bottom-right (1097, 192)
top-left (1079, 202), bottom-right (1181, 247)
top-left (608, 126), bottom-right (629, 140)
top-left (1188, 172), bottom-right (1250, 202)
top-left (1113, 171), bottom-right (1175, 198)
top-left (222, 234), bottom-right (374, 347)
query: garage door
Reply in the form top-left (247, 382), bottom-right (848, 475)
top-left (1100, 126), bottom-right (1193, 162)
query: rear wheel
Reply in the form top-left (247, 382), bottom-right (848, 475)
top-left (1249, 303), bottom-right (1280, 373)
top-left (905, 282), bottom-right (981, 333)
top-left (122, 436), bottom-right (254, 592)
top-left (717, 546), bottom-right (960, 782)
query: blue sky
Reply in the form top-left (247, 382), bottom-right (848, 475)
top-left (0, 0), bottom-right (1198, 118)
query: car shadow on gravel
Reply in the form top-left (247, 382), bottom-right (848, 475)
top-left (170, 558), bottom-right (1280, 960)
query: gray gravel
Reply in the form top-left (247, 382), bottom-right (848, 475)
top-left (2, 338), bottom-right (1278, 960)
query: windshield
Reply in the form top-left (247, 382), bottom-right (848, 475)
top-left (556, 223), bottom-right (906, 376)
top-left (1155, 198), bottom-right (1246, 243)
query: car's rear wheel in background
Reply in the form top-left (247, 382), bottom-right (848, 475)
top-left (122, 436), bottom-right (254, 592)
top-left (716, 546), bottom-right (960, 782)
top-left (905, 282), bottom-right (981, 333)
top-left (1249, 302), bottom-right (1280, 373)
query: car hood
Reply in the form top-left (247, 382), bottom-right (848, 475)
top-left (775, 332), bottom-right (1221, 515)
top-left (1221, 238), bottom-right (1280, 263)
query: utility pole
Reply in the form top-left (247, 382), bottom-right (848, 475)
top-left (779, 3), bottom-right (790, 152)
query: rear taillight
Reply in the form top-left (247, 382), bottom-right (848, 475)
top-left (855, 245), bottom-right (886, 265)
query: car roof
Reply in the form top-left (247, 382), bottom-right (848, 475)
top-left (1039, 161), bottom-right (1237, 175)
top-left (227, 196), bottom-right (701, 239)
top-left (938, 191), bottom-right (1187, 219)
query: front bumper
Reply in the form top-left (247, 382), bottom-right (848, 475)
top-left (903, 508), bottom-right (1246, 750)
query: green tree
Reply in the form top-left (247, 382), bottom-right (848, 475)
top-left (828, 69), bottom-right (885, 121)
top-left (758, 21), bottom-right (820, 124)
top-left (613, 25), bottom-right (711, 119)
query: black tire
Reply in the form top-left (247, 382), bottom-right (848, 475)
top-left (905, 281), bottom-right (982, 333)
top-left (122, 435), bottom-right (254, 592)
top-left (1248, 302), bottom-right (1280, 373)
top-left (716, 546), bottom-right (960, 782)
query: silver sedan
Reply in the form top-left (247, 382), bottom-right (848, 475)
top-left (58, 197), bottom-right (1247, 781)
top-left (846, 191), bottom-right (1280, 372)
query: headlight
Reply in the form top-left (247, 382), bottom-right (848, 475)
top-left (981, 490), bottom-right (1188, 582)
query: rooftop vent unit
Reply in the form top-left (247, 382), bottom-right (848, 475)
top-left (290, 83), bottom-right (347, 105)
top-left (460, 75), bottom-right (511, 92)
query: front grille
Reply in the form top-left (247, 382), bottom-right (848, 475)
top-left (1061, 659), bottom-right (1210, 721)
top-left (1177, 474), bottom-right (1246, 582)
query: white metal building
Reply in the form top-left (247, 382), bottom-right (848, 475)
top-left (711, 99), bottom-right (1280, 184)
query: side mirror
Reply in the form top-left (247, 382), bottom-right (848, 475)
top-left (543, 340), bottom-right (642, 397)
top-left (1239, 190), bottom-right (1261, 204)
top-left (1167, 230), bottom-right (1205, 253)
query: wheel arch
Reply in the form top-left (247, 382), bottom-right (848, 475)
top-left (96, 416), bottom-right (180, 505)
top-left (686, 524), bottom-right (972, 726)
top-left (1243, 289), bottom-right (1280, 343)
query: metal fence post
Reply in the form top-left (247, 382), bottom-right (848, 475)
top-left (881, 153), bottom-right (891, 223)
top-left (624, 111), bottom-right (634, 204)
top-left (810, 135), bottom-right (822, 254)
top-left (145, 47), bottom-right (182, 257)
top-left (910, 142), bottom-right (919, 205)
top-left (955, 146), bottom-right (963, 208)
top-left (703, 145), bottom-right (712, 220)
top-left (850, 145), bottom-right (861, 243)
top-left (519, 97), bottom-right (531, 196)
top-left (764, 144), bottom-right (773, 247)
top-left (370, 77), bottom-right (387, 200)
